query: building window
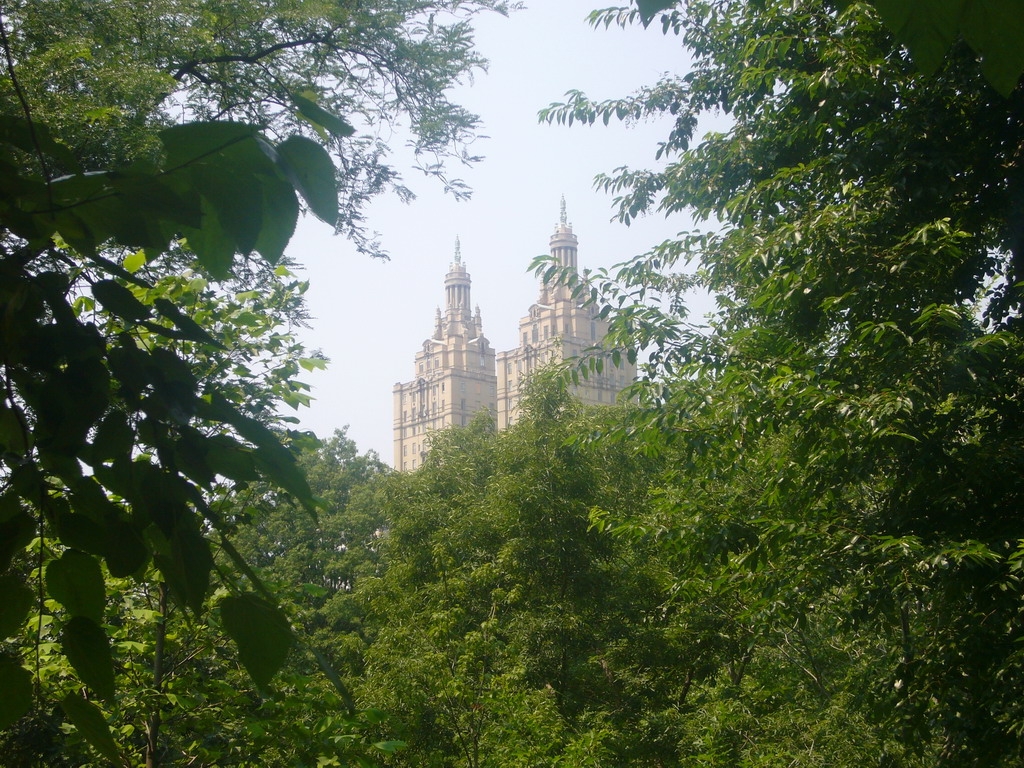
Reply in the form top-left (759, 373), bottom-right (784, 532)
top-left (591, 321), bottom-right (596, 340)
top-left (522, 332), bottom-right (527, 346)
top-left (544, 325), bottom-right (549, 339)
top-left (403, 446), bottom-right (407, 456)
top-left (532, 326), bottom-right (538, 343)
top-left (419, 363), bottom-right (424, 372)
top-left (461, 398), bottom-right (466, 410)
top-left (460, 382), bottom-right (466, 393)
top-left (412, 459), bottom-right (416, 469)
top-left (403, 461), bottom-right (408, 470)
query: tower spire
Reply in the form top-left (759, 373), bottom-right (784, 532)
top-left (559, 195), bottom-right (567, 227)
top-left (454, 235), bottom-right (462, 265)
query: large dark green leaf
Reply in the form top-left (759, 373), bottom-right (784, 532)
top-left (252, 174), bottom-right (299, 264)
top-left (868, 0), bottom-right (1024, 95)
top-left (46, 550), bottom-right (105, 622)
top-left (219, 594), bottom-right (294, 689)
top-left (291, 93), bottom-right (355, 140)
top-left (61, 615), bottom-right (115, 702)
top-left (181, 197), bottom-right (236, 279)
top-left (159, 122), bottom-right (258, 171)
top-left (0, 574), bottom-right (33, 639)
top-left (0, 511), bottom-right (35, 574)
top-left (275, 135), bottom-right (338, 226)
top-left (153, 298), bottom-right (225, 347)
top-left (92, 279), bottom-right (151, 322)
top-left (0, 115), bottom-right (81, 173)
top-left (90, 412), bottom-right (134, 464)
top-left (197, 394), bottom-right (315, 508)
top-left (60, 693), bottom-right (121, 764)
top-left (153, 525), bottom-right (213, 615)
top-left (633, 0), bottom-right (676, 25)
top-left (204, 434), bottom-right (260, 482)
top-left (870, 0), bottom-right (963, 76)
top-left (0, 404), bottom-right (29, 454)
top-left (0, 657), bottom-right (32, 729)
top-left (101, 518), bottom-right (148, 578)
top-left (190, 164), bottom-right (264, 255)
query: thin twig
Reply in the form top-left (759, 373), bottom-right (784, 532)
top-left (0, 9), bottom-right (54, 211)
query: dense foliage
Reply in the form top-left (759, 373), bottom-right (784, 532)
top-left (321, 379), bottom-right (932, 766)
top-left (0, 0), bottom-right (505, 762)
top-left (538, 0), bottom-right (1024, 764)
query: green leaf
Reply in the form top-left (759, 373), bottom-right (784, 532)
top-left (92, 279), bottom-right (151, 322)
top-left (123, 250), bottom-right (146, 273)
top-left (90, 412), bottom-right (134, 464)
top-left (0, 115), bottom-right (81, 173)
top-left (0, 574), bottom-right (33, 639)
top-left (159, 121), bottom-right (257, 170)
top-left (311, 647), bottom-right (356, 713)
top-left (0, 512), bottom-right (35, 574)
top-left (204, 434), bottom-right (260, 482)
top-left (634, 0), bottom-right (676, 25)
top-left (156, 525), bottom-right (213, 615)
top-left (219, 594), bottom-right (294, 689)
top-left (190, 163), bottom-right (264, 255)
top-left (153, 298), bottom-right (226, 348)
top-left (291, 93), bottom-right (355, 139)
top-left (61, 615), bottom-right (115, 702)
top-left (100, 518), bottom-right (148, 578)
top-left (275, 135), bottom-right (339, 225)
top-left (0, 404), bottom-right (29, 454)
top-left (0, 657), bottom-right (32, 729)
top-left (252, 174), bottom-right (299, 264)
top-left (373, 740), bottom-right (407, 754)
top-left (46, 550), bottom-right (106, 622)
top-left (182, 196), bottom-right (236, 279)
top-left (959, 0), bottom-right (1024, 96)
top-left (60, 692), bottom-right (121, 764)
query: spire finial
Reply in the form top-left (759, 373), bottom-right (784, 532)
top-left (559, 195), bottom-right (567, 226)
top-left (454, 236), bottom-right (462, 264)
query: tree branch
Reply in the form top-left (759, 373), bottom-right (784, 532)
top-left (171, 35), bottom-right (331, 81)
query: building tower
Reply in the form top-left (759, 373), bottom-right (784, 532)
top-left (392, 239), bottom-right (497, 470)
top-left (495, 199), bottom-right (636, 429)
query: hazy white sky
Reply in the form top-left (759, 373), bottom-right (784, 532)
top-left (287, 0), bottom-right (720, 460)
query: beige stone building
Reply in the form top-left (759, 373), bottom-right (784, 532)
top-left (496, 206), bottom-right (636, 430)
top-left (393, 207), bottom-right (635, 469)
top-left (392, 241), bottom-right (497, 471)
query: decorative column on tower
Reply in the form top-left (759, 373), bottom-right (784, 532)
top-left (444, 236), bottom-right (473, 335)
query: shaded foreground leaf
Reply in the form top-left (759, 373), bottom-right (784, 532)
top-left (60, 692), bottom-right (121, 764)
top-left (0, 573), bottom-right (33, 639)
top-left (46, 549), bottom-right (105, 622)
top-left (0, 656), bottom-right (32, 729)
top-left (61, 615), bottom-right (115, 702)
top-left (220, 593), bottom-right (294, 689)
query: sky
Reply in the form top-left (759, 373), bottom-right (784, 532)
top-left (286, 0), bottom-right (720, 461)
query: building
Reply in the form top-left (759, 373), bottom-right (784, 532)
top-left (392, 203), bottom-right (636, 469)
top-left (392, 239), bottom-right (497, 472)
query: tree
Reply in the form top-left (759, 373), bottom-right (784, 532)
top-left (354, 381), bottom-right (689, 767)
top-left (542, 0), bottom-right (1024, 763)
top-left (0, 0), bottom-right (506, 760)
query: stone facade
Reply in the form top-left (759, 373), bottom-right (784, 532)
top-left (392, 209), bottom-right (635, 470)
